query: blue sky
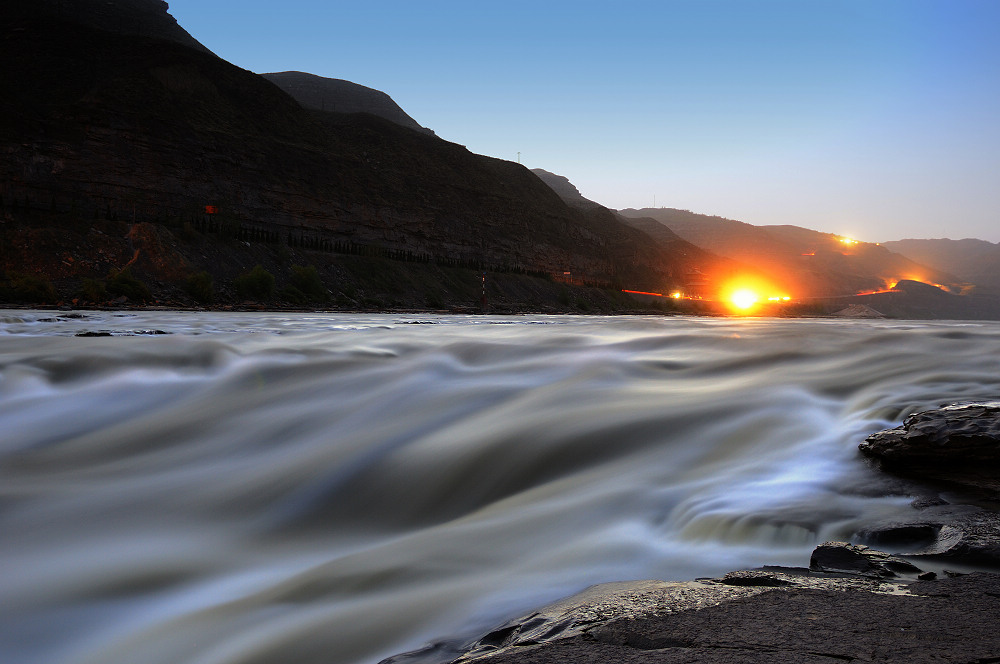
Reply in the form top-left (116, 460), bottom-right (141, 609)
top-left (169, 0), bottom-right (1000, 242)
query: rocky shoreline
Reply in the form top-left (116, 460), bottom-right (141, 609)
top-left (383, 402), bottom-right (1000, 664)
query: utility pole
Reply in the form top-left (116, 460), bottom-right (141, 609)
top-left (517, 152), bottom-right (521, 164)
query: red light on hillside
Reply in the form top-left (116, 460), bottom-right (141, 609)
top-left (205, 205), bottom-right (218, 214)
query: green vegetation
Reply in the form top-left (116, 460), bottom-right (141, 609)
top-left (184, 271), bottom-right (214, 304)
top-left (78, 278), bottom-right (107, 303)
top-left (281, 264), bottom-right (328, 303)
top-left (1, 272), bottom-right (58, 304)
top-left (234, 265), bottom-right (275, 300)
top-left (106, 268), bottom-right (152, 302)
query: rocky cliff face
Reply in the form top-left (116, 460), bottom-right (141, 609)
top-left (263, 71), bottom-right (432, 134)
top-left (1, 0), bottom-right (684, 296)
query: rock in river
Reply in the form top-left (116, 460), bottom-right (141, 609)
top-left (859, 400), bottom-right (1000, 502)
top-left (860, 400), bottom-right (1000, 469)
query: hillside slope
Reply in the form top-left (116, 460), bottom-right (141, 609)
top-left (619, 208), bottom-right (959, 299)
top-left (0, 0), bottom-right (691, 306)
top-left (883, 239), bottom-right (1000, 293)
top-left (262, 71), bottom-right (432, 134)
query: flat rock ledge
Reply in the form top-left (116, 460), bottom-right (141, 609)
top-left (382, 545), bottom-right (1000, 664)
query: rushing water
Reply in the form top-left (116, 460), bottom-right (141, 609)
top-left (2, 310), bottom-right (999, 664)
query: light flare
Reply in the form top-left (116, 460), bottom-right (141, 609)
top-left (729, 289), bottom-right (759, 310)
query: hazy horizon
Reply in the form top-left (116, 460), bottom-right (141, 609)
top-left (169, 0), bottom-right (1000, 244)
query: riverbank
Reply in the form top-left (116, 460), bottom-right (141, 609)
top-left (415, 565), bottom-right (1000, 664)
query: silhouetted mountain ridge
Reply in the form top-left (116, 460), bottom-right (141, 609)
top-left (262, 71), bottom-right (433, 134)
top-left (8, 0), bottom-right (211, 53)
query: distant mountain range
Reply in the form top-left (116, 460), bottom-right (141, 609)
top-left (618, 208), bottom-right (960, 299)
top-left (882, 239), bottom-right (1000, 293)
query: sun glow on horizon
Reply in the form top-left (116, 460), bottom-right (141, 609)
top-left (721, 276), bottom-right (793, 314)
top-left (729, 289), bottom-right (759, 310)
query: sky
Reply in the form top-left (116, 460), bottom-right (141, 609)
top-left (168, 0), bottom-right (1000, 243)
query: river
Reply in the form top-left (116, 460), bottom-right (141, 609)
top-left (2, 311), bottom-right (998, 664)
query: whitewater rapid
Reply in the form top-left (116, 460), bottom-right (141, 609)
top-left (2, 311), bottom-right (998, 664)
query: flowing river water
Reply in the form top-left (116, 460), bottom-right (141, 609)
top-left (2, 311), bottom-right (999, 664)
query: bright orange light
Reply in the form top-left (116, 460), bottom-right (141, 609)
top-left (839, 237), bottom-right (859, 245)
top-left (730, 289), bottom-right (759, 310)
top-left (670, 291), bottom-right (683, 299)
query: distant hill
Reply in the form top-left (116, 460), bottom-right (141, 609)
top-left (619, 208), bottom-right (960, 299)
top-left (531, 170), bottom-right (734, 289)
top-left (262, 71), bottom-right (433, 135)
top-left (883, 239), bottom-right (1000, 293)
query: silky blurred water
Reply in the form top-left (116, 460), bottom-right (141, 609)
top-left (2, 310), bottom-right (999, 664)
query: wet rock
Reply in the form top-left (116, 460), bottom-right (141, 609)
top-left (857, 507), bottom-right (1000, 566)
top-left (421, 567), bottom-right (1000, 664)
top-left (809, 541), bottom-right (923, 577)
top-left (857, 402), bottom-right (1000, 566)
top-left (860, 401), bottom-right (1000, 477)
top-left (718, 570), bottom-right (795, 587)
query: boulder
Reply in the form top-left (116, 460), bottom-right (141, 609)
top-left (809, 541), bottom-right (923, 577)
top-left (860, 401), bottom-right (1000, 467)
top-left (860, 401), bottom-right (1000, 503)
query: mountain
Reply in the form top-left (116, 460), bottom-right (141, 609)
top-left (0, 0), bottom-right (690, 309)
top-left (531, 169), bottom-right (602, 210)
top-left (8, 0), bottom-right (212, 53)
top-left (262, 71), bottom-right (433, 134)
top-left (618, 208), bottom-right (960, 299)
top-left (882, 239), bottom-right (1000, 293)
top-left (531, 169), bottom-right (733, 287)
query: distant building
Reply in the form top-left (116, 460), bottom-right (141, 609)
top-left (684, 268), bottom-right (710, 298)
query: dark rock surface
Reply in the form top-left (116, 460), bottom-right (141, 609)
top-left (855, 401), bottom-right (1000, 566)
top-left (860, 401), bottom-right (1000, 472)
top-left (583, 574), bottom-right (1000, 664)
top-left (808, 541), bottom-right (923, 577)
top-left (403, 567), bottom-right (1000, 664)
